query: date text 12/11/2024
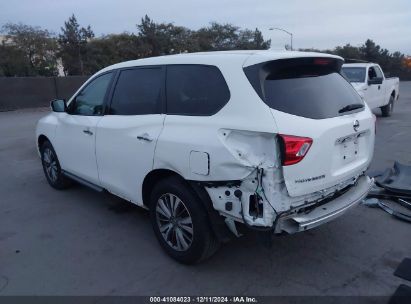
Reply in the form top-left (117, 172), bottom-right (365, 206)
top-left (149, 296), bottom-right (258, 303)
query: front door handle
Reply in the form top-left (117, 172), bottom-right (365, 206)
top-left (137, 133), bottom-right (153, 142)
top-left (83, 129), bottom-right (93, 135)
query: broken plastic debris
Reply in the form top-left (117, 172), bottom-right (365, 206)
top-left (364, 162), bottom-right (411, 223)
top-left (377, 200), bottom-right (411, 223)
top-left (375, 162), bottom-right (411, 195)
top-left (363, 196), bottom-right (411, 223)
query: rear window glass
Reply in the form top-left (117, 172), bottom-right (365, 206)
top-left (166, 65), bottom-right (230, 116)
top-left (244, 58), bottom-right (364, 119)
top-left (341, 67), bottom-right (366, 82)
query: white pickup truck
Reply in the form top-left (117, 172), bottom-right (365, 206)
top-left (342, 63), bottom-right (399, 117)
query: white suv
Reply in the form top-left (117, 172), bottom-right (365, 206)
top-left (36, 50), bottom-right (375, 264)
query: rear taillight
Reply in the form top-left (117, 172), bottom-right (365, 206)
top-left (278, 134), bottom-right (313, 166)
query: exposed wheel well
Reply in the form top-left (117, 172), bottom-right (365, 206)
top-left (142, 169), bottom-right (182, 207)
top-left (37, 135), bottom-right (50, 151)
top-left (142, 168), bottom-right (233, 242)
top-left (391, 90), bottom-right (396, 98)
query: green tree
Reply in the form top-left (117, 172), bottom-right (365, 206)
top-left (136, 15), bottom-right (164, 56)
top-left (0, 44), bottom-right (30, 76)
top-left (1, 23), bottom-right (58, 76)
top-left (58, 14), bottom-right (94, 75)
top-left (136, 15), bottom-right (197, 56)
top-left (196, 23), bottom-right (240, 51)
top-left (236, 28), bottom-right (270, 50)
top-left (360, 39), bottom-right (381, 62)
top-left (334, 44), bottom-right (363, 60)
top-left (136, 17), bottom-right (270, 55)
top-left (163, 25), bottom-right (198, 54)
top-left (196, 23), bottom-right (270, 51)
top-left (83, 33), bottom-right (149, 73)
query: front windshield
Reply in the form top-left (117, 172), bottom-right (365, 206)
top-left (341, 67), bottom-right (366, 83)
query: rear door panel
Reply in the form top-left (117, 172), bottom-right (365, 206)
top-left (96, 115), bottom-right (165, 204)
top-left (95, 66), bottom-right (166, 205)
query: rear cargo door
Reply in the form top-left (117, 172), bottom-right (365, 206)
top-left (244, 57), bottom-right (375, 197)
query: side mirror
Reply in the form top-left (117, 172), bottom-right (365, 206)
top-left (51, 99), bottom-right (67, 112)
top-left (368, 77), bottom-right (383, 85)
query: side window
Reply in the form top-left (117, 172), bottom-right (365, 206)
top-left (166, 65), bottom-right (230, 116)
top-left (109, 68), bottom-right (162, 115)
top-left (368, 67), bottom-right (377, 80)
top-left (375, 66), bottom-right (383, 78)
top-left (69, 72), bottom-right (113, 116)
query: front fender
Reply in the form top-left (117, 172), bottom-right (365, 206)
top-left (36, 112), bottom-right (60, 156)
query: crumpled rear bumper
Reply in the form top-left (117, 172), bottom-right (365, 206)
top-left (277, 175), bottom-right (374, 234)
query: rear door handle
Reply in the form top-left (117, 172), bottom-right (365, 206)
top-left (83, 129), bottom-right (93, 135)
top-left (137, 133), bottom-right (153, 142)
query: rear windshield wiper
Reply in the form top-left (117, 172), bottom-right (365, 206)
top-left (338, 104), bottom-right (364, 114)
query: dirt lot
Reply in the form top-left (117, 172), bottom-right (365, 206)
top-left (1, 82), bottom-right (411, 296)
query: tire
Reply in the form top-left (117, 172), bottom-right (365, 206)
top-left (381, 95), bottom-right (394, 117)
top-left (149, 176), bottom-right (220, 264)
top-left (40, 141), bottom-right (71, 190)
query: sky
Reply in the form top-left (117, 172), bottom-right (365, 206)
top-left (1, 0), bottom-right (410, 54)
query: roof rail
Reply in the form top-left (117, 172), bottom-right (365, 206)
top-left (344, 58), bottom-right (370, 63)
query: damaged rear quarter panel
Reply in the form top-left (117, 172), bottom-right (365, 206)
top-left (152, 62), bottom-right (289, 227)
top-left (153, 62), bottom-right (280, 182)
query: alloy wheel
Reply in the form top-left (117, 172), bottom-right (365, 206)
top-left (156, 193), bottom-right (194, 251)
top-left (43, 148), bottom-right (58, 182)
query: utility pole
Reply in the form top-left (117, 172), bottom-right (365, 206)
top-left (269, 27), bottom-right (293, 51)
